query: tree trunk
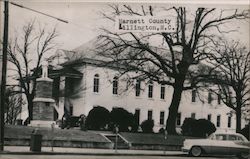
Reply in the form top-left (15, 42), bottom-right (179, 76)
top-left (235, 101), bottom-right (242, 133)
top-left (235, 93), bottom-right (242, 133)
top-left (166, 77), bottom-right (185, 135)
top-left (27, 97), bottom-right (33, 121)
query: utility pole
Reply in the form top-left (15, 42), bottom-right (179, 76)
top-left (0, 0), bottom-right (9, 151)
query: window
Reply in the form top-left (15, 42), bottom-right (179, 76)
top-left (217, 94), bottom-right (221, 105)
top-left (160, 85), bottom-right (165, 99)
top-left (113, 77), bottom-right (118, 95)
top-left (208, 92), bottom-right (213, 104)
top-left (135, 109), bottom-right (140, 125)
top-left (191, 113), bottom-right (196, 119)
top-left (217, 115), bottom-right (221, 127)
top-left (207, 114), bottom-right (212, 121)
top-left (148, 110), bottom-right (153, 120)
top-left (216, 134), bottom-right (227, 140)
top-left (228, 116), bottom-right (232, 128)
top-left (148, 81), bottom-right (153, 98)
top-left (160, 111), bottom-right (165, 125)
top-left (192, 90), bottom-right (196, 102)
top-left (45, 102), bottom-right (50, 107)
top-left (135, 80), bottom-right (141, 97)
top-left (176, 113), bottom-right (181, 126)
top-left (93, 74), bottom-right (99, 93)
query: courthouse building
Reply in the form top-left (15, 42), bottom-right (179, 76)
top-left (45, 38), bottom-right (245, 133)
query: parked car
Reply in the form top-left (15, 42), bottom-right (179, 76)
top-left (182, 132), bottom-right (250, 158)
top-left (60, 115), bottom-right (80, 129)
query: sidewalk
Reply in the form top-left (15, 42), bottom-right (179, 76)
top-left (1, 146), bottom-right (186, 156)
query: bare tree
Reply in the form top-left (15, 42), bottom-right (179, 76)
top-left (4, 87), bottom-right (23, 125)
top-left (7, 20), bottom-right (58, 121)
top-left (97, 5), bottom-right (249, 134)
top-left (206, 40), bottom-right (250, 133)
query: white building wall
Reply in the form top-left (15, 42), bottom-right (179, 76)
top-left (64, 63), bottom-right (243, 133)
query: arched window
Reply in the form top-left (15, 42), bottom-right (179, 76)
top-left (148, 81), bottom-right (153, 98)
top-left (160, 85), bottom-right (165, 99)
top-left (217, 115), bottom-right (221, 127)
top-left (208, 91), bottom-right (213, 104)
top-left (192, 89), bottom-right (196, 102)
top-left (135, 80), bottom-right (141, 97)
top-left (113, 76), bottom-right (118, 95)
top-left (93, 74), bottom-right (99, 93)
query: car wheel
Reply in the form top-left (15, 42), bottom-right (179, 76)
top-left (190, 146), bottom-right (202, 157)
top-left (237, 152), bottom-right (250, 159)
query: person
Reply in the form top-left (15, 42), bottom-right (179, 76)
top-left (164, 129), bottom-right (168, 140)
top-left (79, 114), bottom-right (86, 131)
top-left (62, 113), bottom-right (70, 129)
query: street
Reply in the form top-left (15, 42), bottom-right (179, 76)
top-left (0, 155), bottom-right (240, 159)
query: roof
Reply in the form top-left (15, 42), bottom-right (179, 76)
top-left (59, 36), bottom-right (210, 76)
top-left (49, 67), bottom-right (83, 79)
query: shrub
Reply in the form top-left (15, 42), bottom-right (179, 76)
top-left (110, 107), bottom-right (135, 132)
top-left (86, 106), bottom-right (110, 130)
top-left (141, 119), bottom-right (154, 133)
top-left (182, 118), bottom-right (216, 137)
top-left (240, 123), bottom-right (249, 140)
top-left (158, 127), bottom-right (165, 134)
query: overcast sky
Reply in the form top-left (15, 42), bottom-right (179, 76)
top-left (6, 1), bottom-right (249, 52)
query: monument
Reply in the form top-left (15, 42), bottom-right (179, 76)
top-left (30, 61), bottom-right (56, 127)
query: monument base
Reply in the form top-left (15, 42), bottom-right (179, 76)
top-left (29, 120), bottom-right (58, 128)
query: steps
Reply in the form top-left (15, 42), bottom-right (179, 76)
top-left (104, 134), bottom-right (130, 149)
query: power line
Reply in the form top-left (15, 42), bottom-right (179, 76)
top-left (10, 2), bottom-right (68, 24)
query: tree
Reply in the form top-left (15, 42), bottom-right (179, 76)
top-left (7, 20), bottom-right (58, 121)
top-left (4, 87), bottom-right (23, 125)
top-left (240, 123), bottom-right (249, 140)
top-left (85, 106), bottom-right (110, 130)
top-left (181, 118), bottom-right (216, 137)
top-left (110, 107), bottom-right (135, 132)
top-left (206, 41), bottom-right (250, 133)
top-left (141, 119), bottom-right (154, 133)
top-left (97, 5), bottom-right (249, 134)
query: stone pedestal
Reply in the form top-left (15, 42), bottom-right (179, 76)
top-left (29, 61), bottom-right (57, 127)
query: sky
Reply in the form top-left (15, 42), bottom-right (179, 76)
top-left (6, 0), bottom-right (250, 52)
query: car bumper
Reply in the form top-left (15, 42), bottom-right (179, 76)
top-left (182, 147), bottom-right (190, 153)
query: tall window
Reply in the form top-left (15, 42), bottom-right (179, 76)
top-left (228, 116), bottom-right (232, 128)
top-left (207, 114), bottom-right (212, 121)
top-left (192, 90), bottom-right (196, 102)
top-left (93, 74), bottom-right (99, 93)
top-left (191, 113), bottom-right (196, 119)
top-left (148, 110), bottom-right (153, 120)
top-left (135, 80), bottom-right (141, 97)
top-left (160, 85), bottom-right (165, 99)
top-left (113, 77), bottom-right (118, 95)
top-left (176, 113), bottom-right (181, 126)
top-left (148, 81), bottom-right (153, 98)
top-left (160, 111), bottom-right (165, 125)
top-left (217, 94), bottom-right (221, 105)
top-left (208, 91), bottom-right (213, 104)
top-left (135, 109), bottom-right (140, 125)
top-left (217, 115), bottom-right (221, 127)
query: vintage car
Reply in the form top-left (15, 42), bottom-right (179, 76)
top-left (182, 132), bottom-right (250, 158)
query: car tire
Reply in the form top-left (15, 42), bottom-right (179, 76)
top-left (190, 146), bottom-right (202, 157)
top-left (237, 152), bottom-right (250, 159)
